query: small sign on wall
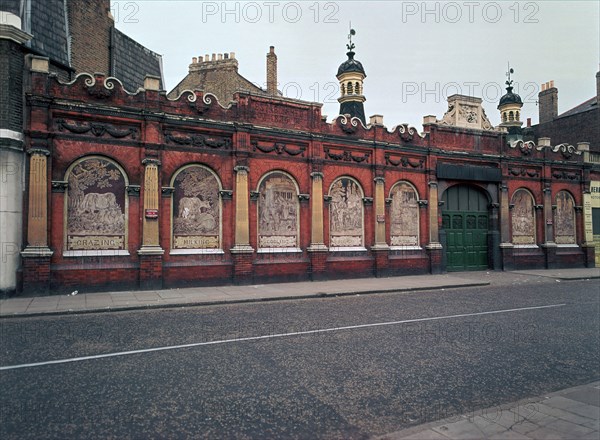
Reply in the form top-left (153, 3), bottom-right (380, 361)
top-left (546, 219), bottom-right (553, 225)
top-left (377, 214), bottom-right (385, 223)
top-left (145, 209), bottom-right (159, 219)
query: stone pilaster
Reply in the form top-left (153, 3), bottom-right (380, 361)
top-left (138, 158), bottom-right (163, 289)
top-left (21, 148), bottom-right (53, 293)
top-left (541, 184), bottom-right (557, 268)
top-left (500, 188), bottom-right (513, 271)
top-left (372, 176), bottom-right (389, 277)
top-left (582, 190), bottom-right (596, 267)
top-left (231, 165), bottom-right (253, 284)
top-left (308, 172), bottom-right (328, 280)
top-left (426, 181), bottom-right (443, 274)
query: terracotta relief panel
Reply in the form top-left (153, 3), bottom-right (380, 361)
top-left (329, 178), bottom-right (363, 247)
top-left (390, 182), bottom-right (419, 246)
top-left (554, 191), bottom-right (576, 244)
top-left (172, 166), bottom-right (220, 249)
top-left (66, 158), bottom-right (126, 250)
top-left (511, 190), bottom-right (536, 245)
top-left (258, 173), bottom-right (299, 248)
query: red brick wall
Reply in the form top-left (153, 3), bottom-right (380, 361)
top-left (20, 71), bottom-right (593, 294)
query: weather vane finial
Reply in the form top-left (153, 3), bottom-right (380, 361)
top-left (347, 23), bottom-right (356, 52)
top-left (505, 62), bottom-right (514, 87)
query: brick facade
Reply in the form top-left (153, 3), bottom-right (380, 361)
top-left (16, 69), bottom-right (598, 295)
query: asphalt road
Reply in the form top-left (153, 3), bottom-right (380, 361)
top-left (1, 277), bottom-right (599, 439)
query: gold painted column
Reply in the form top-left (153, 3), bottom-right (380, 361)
top-left (542, 185), bottom-right (558, 268)
top-left (373, 177), bottom-right (388, 248)
top-left (499, 183), bottom-right (514, 270)
top-left (231, 165), bottom-right (253, 252)
top-left (138, 158), bottom-right (163, 253)
top-left (22, 149), bottom-right (51, 252)
top-left (308, 171), bottom-right (328, 280)
top-left (138, 158), bottom-right (163, 289)
top-left (426, 180), bottom-right (443, 274)
top-left (231, 165), bottom-right (253, 284)
top-left (21, 148), bottom-right (53, 293)
top-left (308, 172), bottom-right (327, 251)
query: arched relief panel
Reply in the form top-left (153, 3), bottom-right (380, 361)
top-left (554, 190), bottom-right (576, 245)
top-left (256, 171), bottom-right (300, 250)
top-left (389, 181), bottom-right (420, 247)
top-left (170, 164), bottom-right (222, 253)
top-left (329, 176), bottom-right (364, 249)
top-left (64, 156), bottom-right (129, 255)
top-left (511, 189), bottom-right (536, 245)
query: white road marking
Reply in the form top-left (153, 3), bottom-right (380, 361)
top-left (0, 303), bottom-right (566, 371)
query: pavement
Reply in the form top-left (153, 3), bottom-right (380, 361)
top-left (377, 381), bottom-right (600, 440)
top-left (0, 268), bottom-right (598, 318)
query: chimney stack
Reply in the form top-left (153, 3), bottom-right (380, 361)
top-left (538, 81), bottom-right (558, 124)
top-left (266, 46), bottom-right (277, 96)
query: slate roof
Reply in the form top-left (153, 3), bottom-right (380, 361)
top-left (557, 96), bottom-right (597, 118)
top-left (111, 29), bottom-right (163, 92)
top-left (167, 61), bottom-right (268, 103)
top-left (22, 0), bottom-right (70, 67)
top-left (3, 0), bottom-right (21, 15)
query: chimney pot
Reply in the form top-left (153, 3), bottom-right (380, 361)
top-left (224, 53), bottom-right (229, 59)
top-left (527, 117), bottom-right (531, 127)
top-left (212, 53), bottom-right (216, 61)
top-left (230, 52), bottom-right (235, 59)
top-left (218, 53), bottom-right (223, 60)
top-left (192, 57), bottom-right (197, 64)
top-left (198, 56), bottom-right (203, 62)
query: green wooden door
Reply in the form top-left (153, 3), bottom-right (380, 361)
top-left (443, 211), bottom-right (488, 271)
top-left (442, 185), bottom-right (489, 272)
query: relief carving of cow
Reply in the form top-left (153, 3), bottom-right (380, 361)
top-left (178, 197), bottom-right (211, 219)
top-left (79, 192), bottom-right (119, 214)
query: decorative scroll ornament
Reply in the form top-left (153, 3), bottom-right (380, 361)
top-left (508, 139), bottom-right (536, 156)
top-left (324, 147), bottom-right (370, 163)
top-left (336, 114), bottom-right (366, 134)
top-left (537, 143), bottom-right (581, 160)
top-left (56, 119), bottom-right (138, 139)
top-left (384, 153), bottom-right (424, 169)
top-left (393, 123), bottom-right (426, 142)
top-left (251, 140), bottom-right (306, 157)
top-left (164, 131), bottom-right (232, 149)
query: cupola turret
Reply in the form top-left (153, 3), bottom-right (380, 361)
top-left (337, 28), bottom-right (366, 125)
top-left (498, 65), bottom-right (523, 128)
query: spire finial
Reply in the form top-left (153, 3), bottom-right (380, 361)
top-left (505, 62), bottom-right (514, 88)
top-left (347, 23), bottom-right (356, 52)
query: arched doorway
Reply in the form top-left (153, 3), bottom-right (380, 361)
top-left (441, 185), bottom-right (490, 271)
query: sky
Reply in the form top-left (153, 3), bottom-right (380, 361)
top-left (115, 0), bottom-right (600, 128)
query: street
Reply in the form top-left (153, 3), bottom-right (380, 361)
top-left (1, 276), bottom-right (599, 439)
